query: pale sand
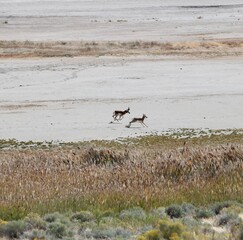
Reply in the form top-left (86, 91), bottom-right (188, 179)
top-left (0, 56), bottom-right (243, 141)
top-left (0, 1), bottom-right (243, 141)
top-left (0, 0), bottom-right (243, 42)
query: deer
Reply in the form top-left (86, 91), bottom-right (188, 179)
top-left (126, 114), bottom-right (148, 128)
top-left (112, 107), bottom-right (130, 121)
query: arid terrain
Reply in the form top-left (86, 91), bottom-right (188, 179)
top-left (1, 0), bottom-right (243, 141)
top-left (0, 2), bottom-right (243, 239)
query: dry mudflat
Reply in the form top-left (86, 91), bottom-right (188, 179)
top-left (0, 0), bottom-right (243, 141)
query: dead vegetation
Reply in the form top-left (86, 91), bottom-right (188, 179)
top-left (0, 138), bottom-right (242, 219)
top-left (1, 40), bottom-right (243, 58)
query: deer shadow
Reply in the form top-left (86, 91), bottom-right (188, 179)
top-left (109, 121), bottom-right (122, 124)
top-left (125, 125), bottom-right (142, 129)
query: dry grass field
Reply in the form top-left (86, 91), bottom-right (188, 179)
top-left (0, 132), bottom-right (242, 221)
top-left (1, 40), bottom-right (243, 58)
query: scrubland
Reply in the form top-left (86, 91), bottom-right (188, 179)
top-left (0, 131), bottom-right (242, 239)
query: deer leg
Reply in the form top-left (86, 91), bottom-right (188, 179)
top-left (112, 113), bottom-right (116, 120)
top-left (126, 122), bottom-right (131, 128)
top-left (142, 122), bottom-right (148, 127)
top-left (129, 120), bottom-right (135, 125)
top-left (114, 114), bottom-right (120, 121)
top-left (117, 116), bottom-right (121, 121)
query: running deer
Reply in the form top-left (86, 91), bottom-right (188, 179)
top-left (126, 114), bottom-right (148, 128)
top-left (112, 107), bottom-right (130, 121)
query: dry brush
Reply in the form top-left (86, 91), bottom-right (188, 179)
top-left (0, 143), bottom-right (242, 219)
top-left (1, 40), bottom-right (243, 58)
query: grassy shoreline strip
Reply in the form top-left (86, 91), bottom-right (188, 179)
top-left (1, 40), bottom-right (243, 58)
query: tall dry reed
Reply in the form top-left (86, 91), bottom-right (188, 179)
top-left (0, 143), bottom-right (242, 219)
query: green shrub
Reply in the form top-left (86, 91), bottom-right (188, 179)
top-left (149, 207), bottom-right (166, 219)
top-left (43, 212), bottom-right (63, 223)
top-left (71, 211), bottom-right (95, 223)
top-left (0, 219), bottom-right (7, 225)
top-left (143, 229), bottom-right (161, 240)
top-left (210, 201), bottom-right (239, 215)
top-left (47, 222), bottom-right (69, 238)
top-left (78, 225), bottom-right (93, 238)
top-left (78, 220), bottom-right (97, 235)
top-left (0, 220), bottom-right (27, 239)
top-left (138, 225), bottom-right (154, 235)
top-left (181, 203), bottom-right (196, 216)
top-left (158, 219), bottom-right (184, 239)
top-left (217, 213), bottom-right (240, 227)
top-left (221, 205), bottom-right (243, 216)
top-left (119, 207), bottom-right (147, 220)
top-left (24, 212), bottom-right (47, 229)
top-left (156, 218), bottom-right (196, 239)
top-left (181, 231), bottom-right (196, 240)
top-left (169, 233), bottom-right (180, 240)
top-left (90, 226), bottom-right (132, 239)
top-left (22, 229), bottom-right (46, 239)
top-left (114, 227), bottom-right (131, 238)
top-left (230, 223), bottom-right (243, 240)
top-left (137, 236), bottom-right (147, 240)
top-left (195, 208), bottom-right (214, 219)
top-left (165, 205), bottom-right (184, 219)
top-left (240, 225), bottom-right (243, 240)
top-left (181, 217), bottom-right (200, 230)
top-left (92, 227), bottom-right (116, 239)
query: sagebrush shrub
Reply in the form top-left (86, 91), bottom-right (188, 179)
top-left (24, 212), bottom-right (47, 229)
top-left (195, 208), bottom-right (214, 219)
top-left (149, 207), bottom-right (166, 219)
top-left (165, 204), bottom-right (184, 219)
top-left (114, 227), bottom-right (131, 238)
top-left (92, 226), bottom-right (131, 239)
top-left (47, 222), bottom-right (69, 238)
top-left (217, 213), bottom-right (240, 227)
top-left (240, 225), bottom-right (243, 240)
top-left (181, 203), bottom-right (196, 216)
top-left (119, 207), bottom-right (147, 220)
top-left (92, 226), bottom-right (116, 239)
top-left (210, 201), bottom-right (238, 215)
top-left (181, 217), bottom-right (200, 230)
top-left (221, 205), bottom-right (243, 216)
top-left (71, 211), bottom-right (94, 223)
top-left (0, 220), bottom-right (26, 239)
top-left (22, 229), bottom-right (46, 239)
top-left (43, 212), bottom-right (63, 223)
